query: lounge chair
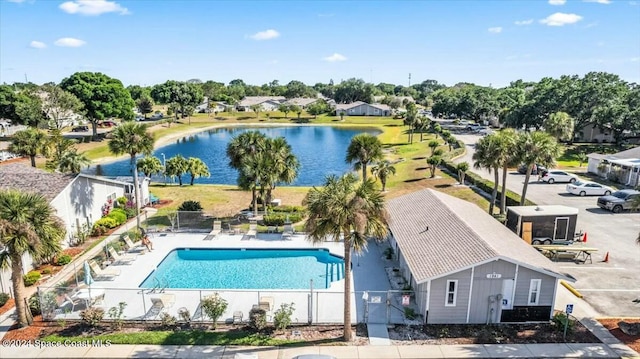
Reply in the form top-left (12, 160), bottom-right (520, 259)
top-left (63, 294), bottom-right (86, 312)
top-left (148, 294), bottom-right (175, 318)
top-left (282, 224), bottom-right (294, 240)
top-left (108, 247), bottom-right (137, 265)
top-left (244, 221), bottom-right (257, 240)
top-left (89, 260), bottom-right (121, 280)
top-left (204, 220), bottom-right (222, 240)
top-left (259, 296), bottom-right (274, 312)
top-left (123, 235), bottom-right (147, 253)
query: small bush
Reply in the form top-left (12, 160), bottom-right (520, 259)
top-left (28, 294), bottom-right (42, 315)
top-left (404, 307), bottom-right (417, 320)
top-left (270, 205), bottom-right (305, 213)
top-left (201, 293), bottom-right (228, 329)
top-left (160, 312), bottom-right (178, 329)
top-left (23, 271), bottom-right (41, 286)
top-left (249, 307), bottom-right (267, 331)
top-left (80, 307), bottom-right (105, 327)
top-left (178, 307), bottom-right (191, 327)
top-left (273, 303), bottom-right (295, 331)
top-left (552, 312), bottom-right (575, 334)
top-left (178, 200), bottom-right (203, 212)
top-left (0, 292), bottom-right (10, 307)
top-left (263, 213), bottom-right (304, 226)
top-left (107, 208), bottom-right (127, 225)
top-left (41, 268), bottom-right (52, 275)
top-left (115, 196), bottom-right (128, 208)
top-left (94, 217), bottom-right (118, 229)
top-left (56, 254), bottom-right (72, 266)
top-left (124, 207), bottom-right (137, 219)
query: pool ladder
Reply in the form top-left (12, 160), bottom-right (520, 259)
top-left (148, 276), bottom-right (169, 294)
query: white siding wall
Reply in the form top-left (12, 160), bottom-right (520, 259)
top-left (513, 266), bottom-right (556, 307)
top-left (427, 269), bottom-right (472, 324)
top-left (587, 158), bottom-right (602, 175)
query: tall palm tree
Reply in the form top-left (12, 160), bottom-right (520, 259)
top-left (263, 137), bottom-right (299, 205)
top-left (495, 129), bottom-right (519, 214)
top-left (186, 157), bottom-right (211, 185)
top-left (136, 156), bottom-right (164, 179)
top-left (0, 190), bottom-right (65, 327)
top-left (346, 134), bottom-right (383, 181)
top-left (516, 131), bottom-right (562, 205)
top-left (473, 134), bottom-right (502, 214)
top-left (456, 161), bottom-right (469, 185)
top-left (57, 149), bottom-right (91, 174)
top-left (303, 174), bottom-right (388, 341)
top-left (371, 160), bottom-right (396, 192)
top-left (227, 131), bottom-right (268, 213)
top-left (165, 155), bottom-right (189, 186)
top-left (403, 104), bottom-right (418, 143)
top-left (108, 122), bottom-right (155, 228)
top-left (8, 127), bottom-right (49, 167)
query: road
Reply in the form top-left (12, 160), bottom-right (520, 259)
top-left (453, 132), bottom-right (640, 317)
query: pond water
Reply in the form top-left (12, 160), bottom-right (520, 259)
top-left (88, 126), bottom-right (380, 186)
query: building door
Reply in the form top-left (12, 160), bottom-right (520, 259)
top-left (554, 217), bottom-right (569, 240)
top-left (501, 279), bottom-right (514, 310)
top-left (522, 222), bottom-right (532, 244)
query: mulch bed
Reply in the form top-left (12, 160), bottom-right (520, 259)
top-left (597, 318), bottom-right (640, 353)
top-left (0, 298), bottom-right (15, 316)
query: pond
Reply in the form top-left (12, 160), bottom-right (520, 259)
top-left (88, 125), bottom-right (381, 186)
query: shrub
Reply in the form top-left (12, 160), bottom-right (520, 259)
top-left (263, 213), bottom-right (304, 226)
top-left (273, 303), bottom-right (295, 331)
top-left (0, 292), bottom-right (10, 307)
top-left (29, 292), bottom-right (57, 318)
top-left (56, 254), bottom-right (72, 266)
top-left (160, 312), bottom-right (178, 329)
top-left (270, 205), bottom-right (305, 213)
top-left (28, 294), bottom-right (42, 315)
top-left (107, 208), bottom-right (127, 225)
top-left (80, 307), bottom-right (105, 327)
top-left (115, 196), bottom-right (128, 208)
top-left (108, 302), bottom-right (127, 330)
top-left (249, 307), bottom-right (267, 331)
top-left (552, 312), bottom-right (575, 334)
top-left (124, 207), bottom-right (137, 219)
top-left (178, 200), bottom-right (203, 212)
top-left (41, 268), bottom-right (52, 275)
top-left (23, 271), bottom-right (41, 286)
top-left (94, 217), bottom-right (118, 229)
top-left (404, 307), bottom-right (417, 320)
top-left (200, 293), bottom-right (228, 329)
top-left (178, 307), bottom-right (191, 327)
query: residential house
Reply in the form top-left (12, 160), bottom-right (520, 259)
top-left (574, 124), bottom-right (615, 143)
top-left (0, 163), bottom-right (149, 293)
top-left (195, 97), bottom-right (230, 113)
top-left (236, 96), bottom-right (286, 112)
top-left (587, 146), bottom-right (640, 187)
top-left (285, 98), bottom-right (320, 109)
top-left (335, 102), bottom-right (391, 117)
top-left (386, 189), bottom-right (572, 324)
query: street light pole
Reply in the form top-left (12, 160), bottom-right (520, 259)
top-left (161, 153), bottom-right (166, 185)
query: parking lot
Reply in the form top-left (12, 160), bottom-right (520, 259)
top-left (454, 133), bottom-right (640, 317)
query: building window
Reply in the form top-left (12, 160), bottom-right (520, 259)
top-left (108, 192), bottom-right (117, 201)
top-left (445, 280), bottom-right (457, 306)
top-left (528, 279), bottom-right (541, 305)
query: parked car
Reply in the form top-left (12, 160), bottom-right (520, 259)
top-left (597, 189), bottom-right (640, 213)
top-left (99, 120), bottom-right (118, 127)
top-left (541, 170), bottom-right (578, 184)
top-left (71, 125), bottom-right (88, 132)
top-left (517, 164), bottom-right (547, 175)
top-left (466, 123), bottom-right (482, 131)
top-left (566, 180), bottom-right (614, 196)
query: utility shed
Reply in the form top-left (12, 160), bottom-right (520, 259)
top-left (386, 189), bottom-right (571, 324)
top-left (505, 205), bottom-right (579, 245)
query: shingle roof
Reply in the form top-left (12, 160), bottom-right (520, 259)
top-left (285, 98), bottom-right (319, 107)
top-left (386, 189), bottom-right (566, 283)
top-left (0, 162), bottom-right (76, 202)
top-left (237, 96), bottom-right (286, 107)
top-left (611, 146), bottom-right (640, 159)
top-left (335, 101), bottom-right (366, 111)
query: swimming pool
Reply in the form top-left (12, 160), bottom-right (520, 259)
top-left (140, 248), bottom-right (345, 290)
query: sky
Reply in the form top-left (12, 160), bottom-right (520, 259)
top-left (1, 0), bottom-right (639, 88)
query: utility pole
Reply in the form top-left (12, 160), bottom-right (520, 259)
top-left (408, 73), bottom-right (411, 87)
top-left (24, 73), bottom-right (28, 83)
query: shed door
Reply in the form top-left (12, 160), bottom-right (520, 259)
top-left (522, 222), bottom-right (532, 244)
top-left (554, 217), bottom-right (569, 240)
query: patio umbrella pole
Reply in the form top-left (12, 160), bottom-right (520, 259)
top-left (74, 261), bottom-right (79, 287)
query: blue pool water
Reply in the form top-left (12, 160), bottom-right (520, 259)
top-left (88, 126), bottom-right (380, 186)
top-left (140, 248), bottom-right (345, 290)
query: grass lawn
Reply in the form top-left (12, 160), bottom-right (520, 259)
top-left (556, 143), bottom-right (628, 170)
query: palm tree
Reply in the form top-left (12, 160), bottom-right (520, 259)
top-left (473, 134), bottom-right (502, 214)
top-left (303, 174), bottom-right (388, 341)
top-left (45, 129), bottom-right (75, 171)
top-left (516, 131), bottom-right (562, 205)
top-left (544, 111), bottom-right (574, 143)
top-left (416, 116), bottom-right (430, 142)
top-left (136, 156), bottom-right (164, 179)
top-left (108, 122), bottom-right (155, 228)
top-left (426, 155), bottom-right (442, 178)
top-left (262, 137), bottom-right (299, 205)
top-left (345, 134), bottom-right (383, 181)
top-left (186, 157), bottom-right (211, 185)
top-left (403, 104), bottom-right (418, 143)
top-left (8, 127), bottom-right (49, 167)
top-left (0, 190), bottom-right (65, 327)
top-left (495, 129), bottom-right (519, 214)
top-left (371, 160), bottom-right (396, 192)
top-left (227, 131), bottom-right (268, 213)
top-left (57, 149), bottom-right (90, 174)
top-left (165, 155), bottom-right (189, 186)
top-left (456, 161), bottom-right (469, 185)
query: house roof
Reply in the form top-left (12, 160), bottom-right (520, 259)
top-left (0, 162), bottom-right (76, 202)
top-left (370, 103), bottom-right (391, 111)
top-left (386, 189), bottom-right (567, 284)
top-left (335, 102), bottom-right (390, 111)
top-left (610, 146), bottom-right (640, 159)
top-left (237, 96), bottom-right (286, 107)
top-left (285, 98), bottom-right (319, 107)
top-left (506, 205), bottom-right (579, 217)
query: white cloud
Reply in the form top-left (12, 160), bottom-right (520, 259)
top-left (59, 0), bottom-right (129, 16)
top-left (54, 37), bottom-right (86, 47)
top-left (29, 41), bottom-right (46, 49)
top-left (249, 29), bottom-right (280, 41)
top-left (514, 19), bottom-right (534, 25)
top-left (548, 0), bottom-right (566, 5)
top-left (488, 27), bottom-right (503, 33)
top-left (323, 53), bottom-right (347, 62)
top-left (583, 0), bottom-right (611, 3)
top-left (540, 12), bottom-right (583, 26)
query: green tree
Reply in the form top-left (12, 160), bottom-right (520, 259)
top-left (165, 155), bottom-right (189, 186)
top-left (290, 104), bottom-right (303, 119)
top-left (150, 81), bottom-right (203, 123)
top-left (44, 129), bottom-right (75, 171)
top-left (60, 72), bottom-right (135, 136)
top-left (0, 85), bottom-right (19, 121)
top-left (15, 92), bottom-right (45, 127)
top-left (8, 128), bottom-right (49, 167)
top-left (456, 162), bottom-right (469, 185)
top-left (250, 104), bottom-right (262, 118)
top-left (303, 174), bottom-right (388, 341)
top-left (261, 137), bottom-right (299, 206)
top-left (57, 149), bottom-right (90, 174)
top-left (427, 140), bottom-right (440, 156)
top-left (0, 190), bottom-right (65, 327)
top-left (40, 84), bottom-right (83, 130)
top-left (371, 160), bottom-right (396, 192)
top-left (136, 96), bottom-right (154, 119)
top-left (126, 85), bottom-right (150, 101)
top-left (136, 156), bottom-right (164, 178)
top-left (544, 112), bottom-right (574, 142)
top-left (516, 131), bottom-right (562, 205)
top-left (186, 157), bottom-right (210, 185)
top-left (495, 129), bottom-right (519, 214)
top-left (306, 100), bottom-right (328, 119)
top-left (278, 104), bottom-right (291, 118)
top-left (426, 155), bottom-right (442, 178)
top-left (108, 122), bottom-right (155, 228)
top-left (346, 133), bottom-right (383, 181)
top-left (403, 103), bottom-right (418, 143)
top-left (473, 134), bottom-right (503, 214)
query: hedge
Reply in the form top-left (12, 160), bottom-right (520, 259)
top-left (270, 205), bottom-right (305, 213)
top-left (441, 160), bottom-right (536, 207)
top-left (263, 213), bottom-right (304, 226)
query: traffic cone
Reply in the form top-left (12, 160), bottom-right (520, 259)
top-left (582, 232), bottom-right (587, 243)
top-left (602, 252), bottom-right (609, 263)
